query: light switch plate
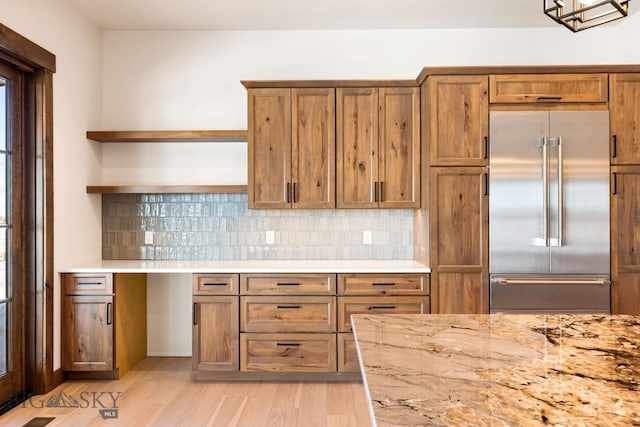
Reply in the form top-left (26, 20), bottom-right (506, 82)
top-left (362, 230), bottom-right (372, 245)
top-left (144, 231), bottom-right (154, 245)
top-left (266, 230), bottom-right (275, 245)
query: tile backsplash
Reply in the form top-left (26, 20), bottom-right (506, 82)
top-left (102, 194), bottom-right (414, 260)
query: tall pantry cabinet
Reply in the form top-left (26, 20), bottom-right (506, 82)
top-left (610, 73), bottom-right (640, 315)
top-left (424, 76), bottom-right (489, 314)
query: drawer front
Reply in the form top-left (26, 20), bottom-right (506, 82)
top-left (193, 273), bottom-right (239, 295)
top-left (489, 73), bottom-right (608, 103)
top-left (240, 273), bottom-right (336, 295)
top-left (240, 333), bottom-right (336, 372)
top-left (241, 296), bottom-right (336, 333)
top-left (63, 273), bottom-right (113, 295)
top-left (337, 333), bottom-right (360, 373)
top-left (337, 296), bottom-right (429, 332)
top-left (338, 273), bottom-right (428, 296)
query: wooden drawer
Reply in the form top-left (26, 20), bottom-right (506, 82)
top-left (337, 333), bottom-right (360, 373)
top-left (241, 296), bottom-right (336, 333)
top-left (63, 273), bottom-right (113, 295)
top-left (240, 273), bottom-right (336, 295)
top-left (489, 74), bottom-right (608, 103)
top-left (338, 273), bottom-right (428, 296)
top-left (240, 333), bottom-right (336, 372)
top-left (192, 273), bottom-right (239, 295)
top-left (337, 296), bottom-right (429, 332)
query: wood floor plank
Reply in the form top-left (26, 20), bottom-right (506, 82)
top-left (1, 358), bottom-right (370, 426)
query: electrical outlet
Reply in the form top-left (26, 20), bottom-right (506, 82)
top-left (266, 230), bottom-right (275, 245)
top-left (144, 231), bottom-right (154, 245)
top-left (362, 230), bottom-right (372, 245)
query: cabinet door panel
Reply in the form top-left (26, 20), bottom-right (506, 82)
top-left (336, 88), bottom-right (378, 208)
top-left (240, 273), bottom-right (336, 295)
top-left (192, 295), bottom-right (239, 371)
top-left (337, 333), bottom-right (359, 372)
top-left (378, 87), bottom-right (420, 208)
top-left (489, 73), bottom-right (608, 103)
top-left (436, 272), bottom-right (486, 314)
top-left (611, 166), bottom-right (640, 314)
top-left (62, 295), bottom-right (114, 371)
top-left (428, 76), bottom-right (488, 166)
top-left (610, 74), bottom-right (640, 164)
top-left (248, 88), bottom-right (291, 208)
top-left (240, 333), bottom-right (336, 372)
top-left (291, 88), bottom-right (335, 208)
top-left (241, 296), bottom-right (336, 333)
top-left (337, 296), bottom-right (429, 332)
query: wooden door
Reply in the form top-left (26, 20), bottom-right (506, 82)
top-left (611, 166), bottom-right (640, 314)
top-left (378, 87), bottom-right (420, 208)
top-left (291, 88), bottom-right (335, 209)
top-left (430, 167), bottom-right (488, 314)
top-left (192, 295), bottom-right (239, 371)
top-left (248, 88), bottom-right (291, 208)
top-left (336, 87), bottom-right (379, 208)
top-left (62, 295), bottom-right (114, 371)
top-left (428, 76), bottom-right (488, 166)
top-left (610, 74), bottom-right (640, 165)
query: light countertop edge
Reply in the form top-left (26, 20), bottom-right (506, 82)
top-left (61, 259), bottom-right (430, 274)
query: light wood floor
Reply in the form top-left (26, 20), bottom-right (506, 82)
top-left (1, 358), bottom-right (372, 426)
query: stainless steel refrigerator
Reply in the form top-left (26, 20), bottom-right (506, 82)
top-left (489, 110), bottom-right (611, 313)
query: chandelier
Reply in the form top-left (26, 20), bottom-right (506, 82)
top-left (544, 0), bottom-right (631, 31)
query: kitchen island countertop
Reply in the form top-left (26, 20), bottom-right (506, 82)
top-left (62, 259), bottom-right (430, 274)
top-left (352, 313), bottom-right (639, 426)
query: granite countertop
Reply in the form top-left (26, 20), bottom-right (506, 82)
top-left (352, 313), bottom-right (640, 427)
top-left (62, 259), bottom-right (430, 274)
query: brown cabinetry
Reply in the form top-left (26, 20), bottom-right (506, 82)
top-left (610, 74), bottom-right (640, 165)
top-left (429, 167), bottom-right (488, 314)
top-left (611, 166), bottom-right (640, 314)
top-left (426, 75), bottom-right (488, 166)
top-left (62, 273), bottom-right (146, 378)
top-left (248, 88), bottom-right (335, 209)
top-left (336, 87), bottom-right (420, 208)
top-left (489, 73), bottom-right (608, 104)
top-left (336, 273), bottom-right (429, 372)
top-left (192, 274), bottom-right (239, 371)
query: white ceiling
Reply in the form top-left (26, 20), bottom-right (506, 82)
top-left (63, 0), bottom-right (562, 31)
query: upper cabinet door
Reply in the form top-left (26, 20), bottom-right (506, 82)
top-left (378, 87), bottom-right (420, 208)
top-left (610, 74), bottom-right (640, 165)
top-left (428, 75), bottom-right (488, 166)
top-left (248, 88), bottom-right (291, 209)
top-left (336, 88), bottom-right (379, 208)
top-left (291, 88), bottom-right (336, 209)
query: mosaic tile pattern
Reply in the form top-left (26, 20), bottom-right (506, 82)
top-left (102, 194), bottom-right (414, 260)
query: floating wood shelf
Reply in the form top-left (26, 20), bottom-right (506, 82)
top-left (87, 185), bottom-right (248, 194)
top-left (86, 130), bottom-right (248, 143)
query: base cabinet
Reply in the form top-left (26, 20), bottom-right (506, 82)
top-left (192, 295), bottom-right (239, 371)
top-left (61, 273), bottom-right (147, 379)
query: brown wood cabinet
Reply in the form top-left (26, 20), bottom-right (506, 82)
top-left (489, 73), bottom-right (608, 104)
top-left (426, 75), bottom-right (488, 166)
top-left (192, 274), bottom-right (239, 371)
top-left (247, 88), bottom-right (335, 209)
top-left (336, 273), bottom-right (429, 372)
top-left (610, 74), bottom-right (640, 165)
top-left (611, 166), bottom-right (640, 314)
top-left (62, 273), bottom-right (146, 378)
top-left (336, 87), bottom-right (420, 208)
top-left (429, 167), bottom-right (488, 314)
top-left (240, 333), bottom-right (336, 372)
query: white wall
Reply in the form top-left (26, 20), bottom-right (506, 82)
top-left (0, 0), bottom-right (102, 369)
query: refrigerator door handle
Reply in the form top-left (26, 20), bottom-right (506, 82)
top-left (494, 278), bottom-right (611, 286)
top-left (541, 137), bottom-right (549, 247)
top-left (549, 137), bottom-right (564, 247)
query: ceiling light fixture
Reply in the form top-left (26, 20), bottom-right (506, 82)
top-left (544, 0), bottom-right (631, 31)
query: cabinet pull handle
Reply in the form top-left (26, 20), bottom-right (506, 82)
top-left (77, 282), bottom-right (102, 286)
top-left (613, 172), bottom-right (618, 195)
top-left (286, 183), bottom-right (291, 203)
top-left (536, 96), bottom-right (562, 102)
top-left (277, 342), bottom-right (301, 347)
top-left (193, 303), bottom-right (197, 325)
top-left (372, 282), bottom-right (395, 286)
top-left (612, 134), bottom-right (617, 158)
top-left (277, 305), bottom-right (301, 309)
top-left (293, 182), bottom-right (298, 203)
top-left (106, 302), bottom-right (112, 325)
top-left (277, 283), bottom-right (300, 286)
top-left (203, 283), bottom-right (227, 287)
top-left (484, 136), bottom-right (489, 159)
top-left (379, 181), bottom-right (385, 203)
top-left (484, 172), bottom-right (489, 196)
top-left (374, 182), bottom-right (378, 202)
top-left (368, 305), bottom-right (396, 310)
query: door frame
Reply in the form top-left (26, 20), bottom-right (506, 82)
top-left (0, 22), bottom-right (56, 395)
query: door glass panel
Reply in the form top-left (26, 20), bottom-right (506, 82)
top-left (0, 77), bottom-right (8, 377)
